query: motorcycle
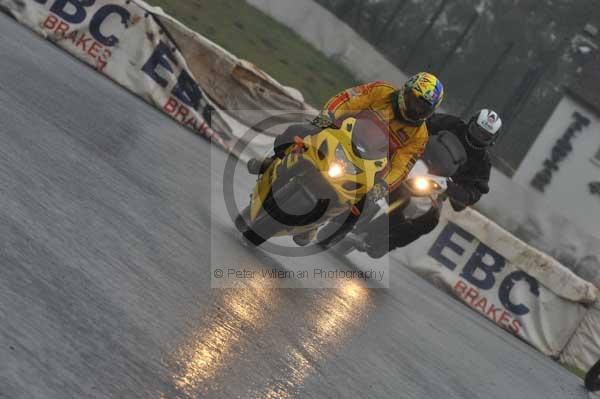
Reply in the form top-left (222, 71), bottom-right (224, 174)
top-left (235, 117), bottom-right (389, 246)
top-left (317, 130), bottom-right (467, 256)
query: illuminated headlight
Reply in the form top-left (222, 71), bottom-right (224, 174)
top-left (328, 161), bottom-right (345, 178)
top-left (335, 145), bottom-right (360, 175)
top-left (407, 177), bottom-right (440, 194)
top-left (413, 177), bottom-right (431, 191)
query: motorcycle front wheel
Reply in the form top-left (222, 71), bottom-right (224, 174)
top-left (243, 168), bottom-right (335, 246)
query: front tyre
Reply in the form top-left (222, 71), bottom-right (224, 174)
top-left (241, 193), bottom-right (286, 246)
top-left (235, 206), bottom-right (251, 233)
top-left (243, 171), bottom-right (332, 246)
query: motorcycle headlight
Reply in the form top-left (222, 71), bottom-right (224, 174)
top-left (406, 177), bottom-right (441, 195)
top-left (413, 177), bottom-right (431, 191)
top-left (328, 161), bottom-right (345, 178)
top-left (335, 145), bottom-right (361, 175)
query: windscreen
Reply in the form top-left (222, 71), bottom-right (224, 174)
top-left (350, 119), bottom-right (389, 160)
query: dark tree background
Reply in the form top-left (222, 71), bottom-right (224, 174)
top-left (315, 0), bottom-right (600, 175)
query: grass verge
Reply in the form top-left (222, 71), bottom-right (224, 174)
top-left (564, 364), bottom-right (586, 380)
top-left (147, 0), bottom-right (358, 107)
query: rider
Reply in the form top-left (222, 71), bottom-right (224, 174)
top-left (365, 109), bottom-right (502, 258)
top-left (247, 73), bottom-right (445, 245)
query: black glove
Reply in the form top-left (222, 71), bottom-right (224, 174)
top-left (445, 181), bottom-right (470, 212)
top-left (312, 112), bottom-right (336, 128)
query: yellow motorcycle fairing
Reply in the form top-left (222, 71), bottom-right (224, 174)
top-left (249, 118), bottom-right (388, 224)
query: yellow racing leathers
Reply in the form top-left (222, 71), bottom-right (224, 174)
top-left (320, 81), bottom-right (429, 191)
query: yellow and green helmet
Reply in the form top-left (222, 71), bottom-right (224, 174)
top-left (396, 72), bottom-right (445, 123)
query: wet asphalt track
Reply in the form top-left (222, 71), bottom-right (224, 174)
top-left (0, 12), bottom-right (589, 399)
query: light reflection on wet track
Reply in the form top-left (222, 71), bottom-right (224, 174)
top-left (167, 278), bottom-right (371, 398)
top-left (255, 281), bottom-right (370, 399)
top-left (170, 277), bottom-right (280, 397)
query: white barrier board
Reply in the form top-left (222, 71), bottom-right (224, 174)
top-left (561, 301), bottom-right (600, 371)
top-left (0, 0), bottom-right (232, 150)
top-left (393, 207), bottom-right (595, 356)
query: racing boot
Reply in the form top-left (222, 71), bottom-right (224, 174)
top-left (247, 156), bottom-right (276, 175)
top-left (364, 234), bottom-right (390, 259)
top-left (366, 242), bottom-right (389, 259)
top-left (346, 232), bottom-right (369, 253)
top-left (293, 228), bottom-right (318, 247)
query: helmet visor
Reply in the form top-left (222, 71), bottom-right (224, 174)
top-left (403, 89), bottom-right (435, 122)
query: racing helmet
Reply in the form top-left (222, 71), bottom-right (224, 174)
top-left (467, 109), bottom-right (503, 148)
top-left (396, 72), bottom-right (444, 124)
